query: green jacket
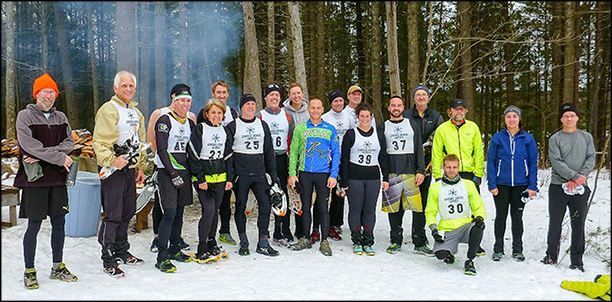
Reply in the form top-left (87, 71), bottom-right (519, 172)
top-left (425, 178), bottom-right (486, 231)
top-left (431, 119), bottom-right (484, 179)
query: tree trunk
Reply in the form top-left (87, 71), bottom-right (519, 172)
top-left (288, 1), bottom-right (309, 99)
top-left (562, 1), bottom-right (576, 104)
top-left (406, 1), bottom-right (419, 107)
top-left (154, 2), bottom-right (167, 108)
top-left (589, 1), bottom-right (601, 155)
top-left (54, 2), bottom-right (80, 128)
top-left (243, 1), bottom-right (262, 109)
top-left (87, 3), bottom-right (101, 117)
top-left (457, 1), bottom-right (475, 119)
top-left (138, 2), bottom-right (152, 121)
top-left (267, 2), bottom-right (275, 85)
top-left (371, 1), bottom-right (383, 124)
top-left (386, 1), bottom-right (401, 97)
top-left (550, 2), bottom-right (563, 131)
top-left (4, 1), bottom-right (17, 139)
top-left (316, 1), bottom-right (326, 100)
top-left (502, 1), bottom-right (515, 106)
top-left (355, 2), bottom-right (365, 85)
top-left (116, 2), bottom-right (138, 76)
top-left (40, 1), bottom-right (49, 72)
top-left (178, 2), bottom-right (188, 82)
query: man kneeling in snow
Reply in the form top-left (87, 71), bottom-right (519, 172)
top-left (425, 154), bottom-right (486, 275)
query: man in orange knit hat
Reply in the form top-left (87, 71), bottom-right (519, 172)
top-left (15, 73), bottom-right (78, 289)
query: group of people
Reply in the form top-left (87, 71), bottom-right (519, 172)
top-left (15, 71), bottom-right (596, 288)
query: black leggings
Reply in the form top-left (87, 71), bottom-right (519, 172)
top-left (196, 182), bottom-right (225, 252)
top-left (23, 215), bottom-right (66, 269)
top-left (298, 172), bottom-right (331, 241)
top-left (493, 184), bottom-right (527, 254)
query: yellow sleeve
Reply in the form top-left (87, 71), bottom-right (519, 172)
top-left (92, 101), bottom-right (120, 168)
top-left (431, 122), bottom-right (446, 179)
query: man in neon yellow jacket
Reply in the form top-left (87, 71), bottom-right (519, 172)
top-left (425, 154), bottom-right (486, 275)
top-left (431, 99), bottom-right (484, 193)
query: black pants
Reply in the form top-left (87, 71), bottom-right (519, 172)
top-left (273, 153), bottom-right (292, 240)
top-left (298, 172), bottom-right (331, 241)
top-left (493, 184), bottom-right (527, 254)
top-left (156, 169), bottom-right (192, 262)
top-left (546, 184), bottom-right (590, 266)
top-left (196, 182), bottom-right (225, 253)
top-left (329, 185), bottom-right (345, 228)
top-left (234, 175), bottom-right (271, 241)
top-left (347, 179), bottom-right (380, 245)
top-left (218, 189), bottom-right (233, 234)
top-left (23, 215), bottom-right (66, 269)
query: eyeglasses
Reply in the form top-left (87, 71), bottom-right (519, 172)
top-left (39, 90), bottom-right (57, 96)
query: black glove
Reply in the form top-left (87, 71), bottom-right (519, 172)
top-left (432, 229), bottom-right (444, 243)
top-left (473, 176), bottom-right (482, 187)
top-left (273, 176), bottom-right (281, 187)
top-left (472, 216), bottom-right (485, 230)
top-left (170, 171), bottom-right (184, 189)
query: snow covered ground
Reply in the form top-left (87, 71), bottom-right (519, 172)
top-left (2, 168), bottom-right (610, 300)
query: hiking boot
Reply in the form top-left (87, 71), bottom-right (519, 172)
top-left (219, 233), bottom-right (237, 245)
top-left (492, 252), bottom-right (503, 262)
top-left (238, 245), bottom-right (250, 256)
top-left (464, 259), bottom-right (477, 275)
top-left (319, 240), bottom-right (332, 256)
top-left (414, 245), bottom-right (435, 257)
top-left (155, 259), bottom-right (176, 273)
top-left (120, 253), bottom-right (145, 266)
top-left (150, 236), bottom-right (159, 253)
top-left (103, 266), bottom-right (125, 278)
top-left (178, 237), bottom-right (191, 251)
top-left (476, 246), bottom-right (486, 256)
top-left (443, 254), bottom-right (455, 264)
top-left (310, 231), bottom-right (321, 244)
top-left (49, 263), bottom-right (78, 282)
top-left (169, 251), bottom-right (192, 263)
top-left (211, 246), bottom-right (228, 259)
top-left (353, 244), bottom-right (364, 255)
top-left (512, 252), bottom-right (525, 262)
top-left (195, 251), bottom-right (218, 264)
top-left (256, 245), bottom-right (280, 257)
top-left (541, 255), bottom-right (556, 265)
top-left (569, 264), bottom-right (585, 272)
top-left (386, 243), bottom-right (401, 254)
top-left (291, 237), bottom-right (313, 251)
top-left (363, 245), bottom-right (375, 256)
top-left (328, 228), bottom-right (342, 241)
top-left (24, 268), bottom-right (39, 289)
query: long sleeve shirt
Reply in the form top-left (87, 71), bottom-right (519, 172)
top-left (548, 129), bottom-right (596, 185)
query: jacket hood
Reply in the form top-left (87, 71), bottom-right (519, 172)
top-left (282, 97), bottom-right (308, 113)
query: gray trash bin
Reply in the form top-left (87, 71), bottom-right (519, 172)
top-left (65, 172), bottom-right (101, 237)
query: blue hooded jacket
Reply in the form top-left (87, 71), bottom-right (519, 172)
top-left (486, 128), bottom-right (539, 191)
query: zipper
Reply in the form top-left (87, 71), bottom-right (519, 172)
top-left (457, 127), bottom-right (463, 171)
top-left (496, 159), bottom-right (501, 177)
top-left (509, 131), bottom-right (515, 186)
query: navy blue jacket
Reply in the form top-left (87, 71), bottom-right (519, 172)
top-left (486, 128), bottom-right (538, 191)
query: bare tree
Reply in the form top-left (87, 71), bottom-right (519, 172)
top-left (154, 2), bottom-right (167, 108)
top-left (87, 3), bottom-right (101, 115)
top-left (371, 2), bottom-right (383, 124)
top-left (502, 1), bottom-right (516, 106)
top-left (54, 2), bottom-right (80, 128)
top-left (40, 2), bottom-right (49, 72)
top-left (116, 2), bottom-right (138, 74)
top-left (457, 1), bottom-right (475, 119)
top-left (242, 1), bottom-right (262, 109)
top-left (288, 1), bottom-right (309, 99)
top-left (563, 1), bottom-right (576, 104)
top-left (386, 1), bottom-right (401, 97)
top-left (178, 2), bottom-right (188, 82)
top-left (406, 1), bottom-right (419, 107)
top-left (267, 2), bottom-right (275, 85)
top-left (4, 1), bottom-right (17, 138)
top-left (315, 1), bottom-right (326, 100)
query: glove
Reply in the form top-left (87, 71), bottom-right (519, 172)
top-left (170, 171), bottom-right (184, 189)
top-left (472, 216), bottom-right (485, 230)
top-left (473, 176), bottom-right (482, 187)
top-left (435, 178), bottom-right (441, 182)
top-left (432, 229), bottom-right (444, 243)
top-left (273, 176), bottom-right (281, 187)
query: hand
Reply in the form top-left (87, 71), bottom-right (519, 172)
top-left (382, 181), bottom-right (389, 191)
top-left (199, 182), bottom-right (208, 191)
top-left (63, 155), bottom-right (74, 172)
top-left (415, 173), bottom-right (425, 186)
top-left (490, 188), bottom-right (499, 196)
top-left (136, 169), bottom-right (145, 185)
top-left (472, 216), bottom-right (485, 230)
top-left (574, 175), bottom-right (587, 186)
top-left (225, 181), bottom-right (233, 191)
top-left (288, 175), bottom-right (299, 188)
top-left (273, 176), bottom-right (281, 186)
top-left (112, 154), bottom-right (129, 169)
top-left (526, 189), bottom-right (537, 198)
top-left (432, 229), bottom-right (444, 243)
top-left (473, 176), bottom-right (482, 187)
top-left (170, 171), bottom-right (184, 188)
top-left (23, 155), bottom-right (40, 164)
top-left (566, 180), bottom-right (577, 192)
top-left (327, 177), bottom-right (337, 189)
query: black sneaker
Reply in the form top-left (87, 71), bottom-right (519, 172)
top-left (168, 251), bottom-right (192, 263)
top-left (464, 259), bottom-right (477, 275)
top-left (443, 254), bottom-right (455, 265)
top-left (195, 251), bottom-right (217, 264)
top-left (178, 237), bottom-right (191, 251)
top-left (569, 264), bottom-right (585, 272)
top-left (541, 255), bottom-right (557, 265)
top-left (211, 246), bottom-right (228, 259)
top-left (238, 245), bottom-right (250, 256)
top-left (155, 259), bottom-right (176, 273)
top-left (150, 237), bottom-right (159, 253)
top-left (121, 254), bottom-right (145, 266)
top-left (476, 246), bottom-right (486, 256)
top-left (256, 245), bottom-right (280, 257)
top-left (103, 266), bottom-right (125, 278)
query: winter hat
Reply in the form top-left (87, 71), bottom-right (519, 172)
top-left (412, 84), bottom-right (431, 99)
top-left (504, 105), bottom-right (521, 119)
top-left (347, 85), bottom-right (363, 95)
top-left (450, 98), bottom-right (466, 109)
top-left (328, 90), bottom-right (344, 104)
top-left (33, 74), bottom-right (59, 99)
top-left (239, 94), bottom-right (256, 108)
top-left (170, 83), bottom-right (192, 99)
top-left (559, 102), bottom-right (579, 119)
top-left (263, 83), bottom-right (281, 99)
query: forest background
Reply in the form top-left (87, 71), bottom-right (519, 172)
top-left (1, 1), bottom-right (610, 168)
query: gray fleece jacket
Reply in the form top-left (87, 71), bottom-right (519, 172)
top-left (548, 129), bottom-right (596, 185)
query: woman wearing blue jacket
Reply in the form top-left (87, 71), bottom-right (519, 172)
top-left (487, 105), bottom-right (538, 262)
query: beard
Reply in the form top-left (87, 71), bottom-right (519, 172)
top-left (39, 99), bottom-right (55, 111)
top-left (390, 110), bottom-right (402, 118)
top-left (452, 114), bottom-right (464, 122)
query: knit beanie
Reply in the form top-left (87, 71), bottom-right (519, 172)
top-left (263, 83), bottom-right (281, 99)
top-left (240, 94), bottom-right (256, 108)
top-left (33, 74), bottom-right (59, 99)
top-left (559, 103), bottom-right (579, 119)
top-left (328, 90), bottom-right (344, 104)
top-left (412, 84), bottom-right (431, 99)
top-left (503, 105), bottom-right (521, 119)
